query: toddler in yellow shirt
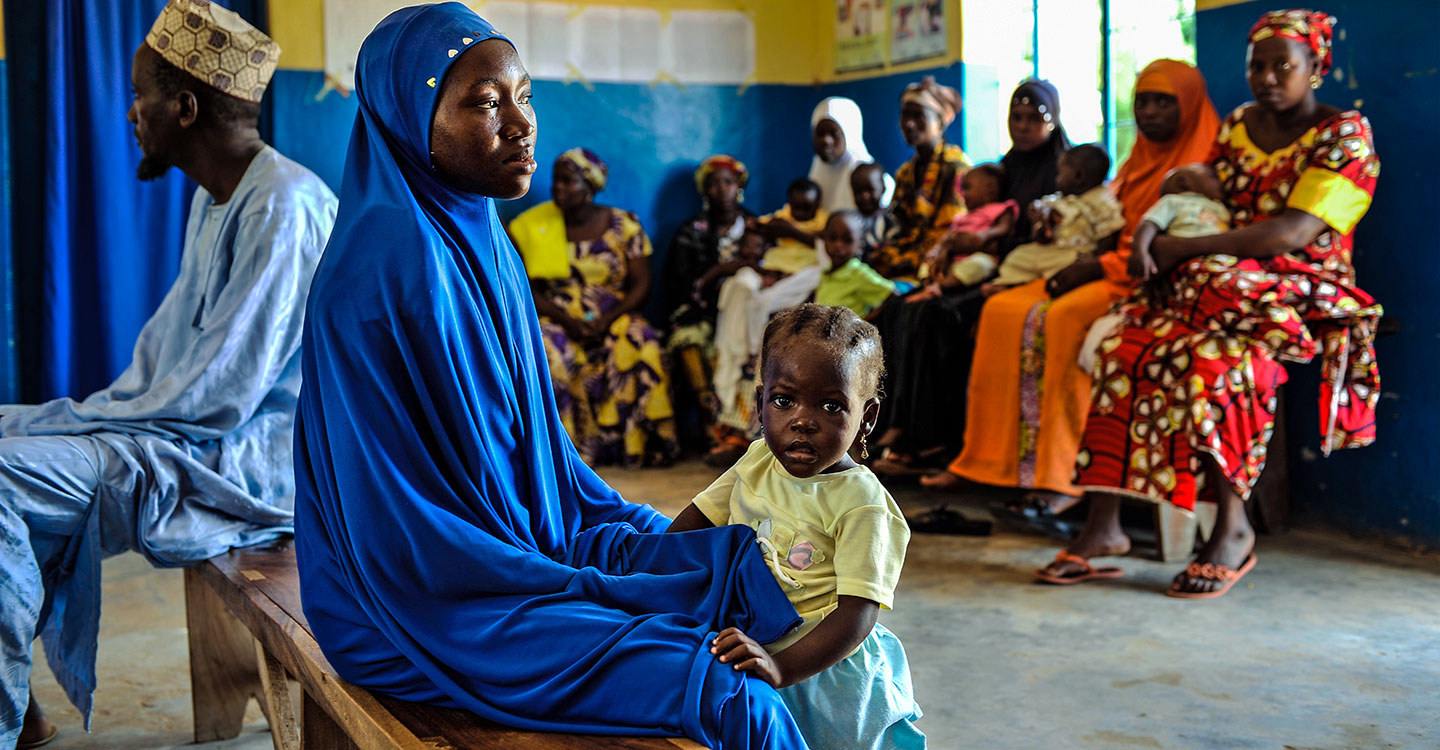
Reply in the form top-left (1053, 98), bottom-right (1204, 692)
top-left (668, 303), bottom-right (924, 749)
top-left (752, 179), bottom-right (830, 275)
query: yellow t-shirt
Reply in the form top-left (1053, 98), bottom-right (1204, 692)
top-left (691, 440), bottom-right (910, 653)
top-left (760, 204), bottom-right (830, 275)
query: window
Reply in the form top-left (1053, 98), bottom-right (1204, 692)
top-left (961, 0), bottom-right (1195, 169)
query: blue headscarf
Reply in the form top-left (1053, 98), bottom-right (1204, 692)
top-left (292, 4), bottom-right (805, 747)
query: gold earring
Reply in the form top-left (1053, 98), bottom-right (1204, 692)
top-left (860, 435), bottom-right (869, 460)
top-left (1310, 74), bottom-right (1322, 89)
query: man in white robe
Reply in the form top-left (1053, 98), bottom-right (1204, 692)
top-left (1, 2), bottom-right (336, 745)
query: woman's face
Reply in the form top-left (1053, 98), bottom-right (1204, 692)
top-left (1247, 36), bottom-right (1316, 113)
top-left (429, 40), bottom-right (537, 198)
top-left (1008, 102), bottom-right (1054, 152)
top-left (1134, 91), bottom-right (1180, 143)
top-left (550, 161), bottom-right (592, 211)
top-left (703, 168), bottom-right (741, 212)
top-left (813, 118), bottom-right (847, 163)
top-left (899, 101), bottom-right (943, 149)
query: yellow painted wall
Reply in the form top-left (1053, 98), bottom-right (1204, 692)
top-left (270, 0), bottom-right (963, 85)
top-left (1195, 0), bottom-right (1255, 9)
top-left (1, 4), bottom-right (7, 60)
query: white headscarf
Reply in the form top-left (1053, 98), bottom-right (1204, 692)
top-left (808, 97), bottom-right (895, 213)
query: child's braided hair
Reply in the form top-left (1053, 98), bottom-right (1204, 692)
top-left (760, 303), bottom-right (886, 401)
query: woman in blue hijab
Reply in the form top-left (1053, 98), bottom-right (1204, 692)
top-left (293, 5), bottom-right (808, 747)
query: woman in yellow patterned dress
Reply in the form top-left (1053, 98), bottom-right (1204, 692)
top-left (871, 76), bottom-right (970, 281)
top-left (509, 148), bottom-right (679, 467)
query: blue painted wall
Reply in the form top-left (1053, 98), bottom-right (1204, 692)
top-left (270, 71), bottom-right (860, 321)
top-left (268, 64), bottom-right (967, 320)
top-left (1198, 0), bottom-right (1440, 546)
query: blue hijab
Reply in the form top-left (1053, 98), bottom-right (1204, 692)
top-left (293, 4), bottom-right (806, 747)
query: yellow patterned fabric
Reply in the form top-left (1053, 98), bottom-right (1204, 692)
top-left (534, 207), bottom-right (677, 467)
top-left (874, 142), bottom-right (969, 280)
top-left (508, 201), bottom-right (571, 280)
top-left (145, 0), bottom-right (279, 102)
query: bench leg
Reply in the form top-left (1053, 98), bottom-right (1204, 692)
top-left (256, 640), bottom-right (301, 750)
top-left (185, 566), bottom-right (263, 742)
top-left (1154, 503), bottom-right (1198, 563)
top-left (301, 691), bottom-right (359, 750)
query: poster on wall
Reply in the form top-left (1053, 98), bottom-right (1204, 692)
top-left (889, 0), bottom-right (947, 65)
top-left (835, 0), bottom-right (887, 73)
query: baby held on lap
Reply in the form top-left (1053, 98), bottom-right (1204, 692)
top-left (909, 163), bottom-right (1017, 301)
top-left (1080, 163), bottom-right (1232, 372)
top-left (983, 144), bottom-right (1125, 297)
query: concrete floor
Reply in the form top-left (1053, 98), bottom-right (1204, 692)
top-left (27, 460), bottom-right (1440, 749)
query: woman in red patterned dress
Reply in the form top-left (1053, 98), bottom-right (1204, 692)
top-left (1038, 9), bottom-right (1382, 598)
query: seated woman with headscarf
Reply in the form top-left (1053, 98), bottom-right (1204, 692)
top-left (871, 76), bottom-right (969, 282)
top-left (293, 6), bottom-right (808, 747)
top-left (921, 66), bottom-right (1221, 540)
top-left (661, 155), bottom-right (754, 450)
top-left (1039, 11), bottom-right (1381, 598)
top-left (809, 96), bottom-right (895, 214)
top-left (509, 148), bottom-right (678, 468)
top-left (866, 76), bottom-right (979, 475)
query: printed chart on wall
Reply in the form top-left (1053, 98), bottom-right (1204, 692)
top-left (322, 0), bottom-right (755, 92)
top-left (835, 0), bottom-right (887, 73)
top-left (889, 0), bottom-right (946, 64)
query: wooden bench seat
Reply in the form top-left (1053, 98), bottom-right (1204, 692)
top-left (185, 542), bottom-right (707, 750)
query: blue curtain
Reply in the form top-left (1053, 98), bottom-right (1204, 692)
top-left (4, 0), bottom-right (265, 402)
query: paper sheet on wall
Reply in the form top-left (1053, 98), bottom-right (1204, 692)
top-left (321, 0), bottom-right (752, 92)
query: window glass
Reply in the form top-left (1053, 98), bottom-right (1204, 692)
top-left (1108, 0), bottom-right (1196, 165)
top-left (1036, 0), bottom-right (1105, 147)
top-left (960, 0), bottom-right (1035, 163)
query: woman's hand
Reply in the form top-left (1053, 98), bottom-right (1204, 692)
top-left (1046, 258), bottom-right (1104, 298)
top-left (711, 627), bottom-right (784, 688)
top-left (949, 231), bottom-right (985, 254)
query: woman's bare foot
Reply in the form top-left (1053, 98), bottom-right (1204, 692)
top-left (1039, 528), bottom-right (1131, 580)
top-left (1009, 490), bottom-right (1081, 516)
top-left (1170, 458), bottom-right (1258, 596)
top-left (19, 696), bottom-right (58, 749)
top-left (1170, 516), bottom-right (1255, 596)
top-left (1037, 492), bottom-right (1129, 579)
top-left (919, 470), bottom-right (963, 489)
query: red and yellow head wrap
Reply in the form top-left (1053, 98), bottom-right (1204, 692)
top-left (556, 147), bottom-right (608, 192)
top-left (694, 154), bottom-right (749, 193)
top-left (1248, 9), bottom-right (1337, 77)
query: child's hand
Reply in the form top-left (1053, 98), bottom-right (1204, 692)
top-left (906, 284), bottom-right (941, 303)
top-left (1128, 243), bottom-right (1158, 281)
top-left (711, 627), bottom-right (784, 688)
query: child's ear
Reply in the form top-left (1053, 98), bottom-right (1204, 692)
top-left (860, 398), bottom-right (881, 436)
top-left (754, 385), bottom-right (765, 427)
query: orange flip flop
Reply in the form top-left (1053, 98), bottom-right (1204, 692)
top-left (1166, 553), bottom-right (1257, 600)
top-left (1034, 551), bottom-right (1125, 585)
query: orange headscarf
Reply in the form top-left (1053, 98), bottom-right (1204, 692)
top-left (1103, 59), bottom-right (1221, 284)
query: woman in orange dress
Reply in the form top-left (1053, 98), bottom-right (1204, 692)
top-left (923, 60), bottom-right (1221, 531)
top-left (1039, 10), bottom-right (1382, 597)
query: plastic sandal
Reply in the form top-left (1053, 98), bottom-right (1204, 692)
top-left (1034, 550), bottom-right (1125, 585)
top-left (906, 505), bottom-right (992, 536)
top-left (1166, 553), bottom-right (1257, 600)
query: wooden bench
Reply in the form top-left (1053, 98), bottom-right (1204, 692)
top-left (185, 542), bottom-right (708, 750)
